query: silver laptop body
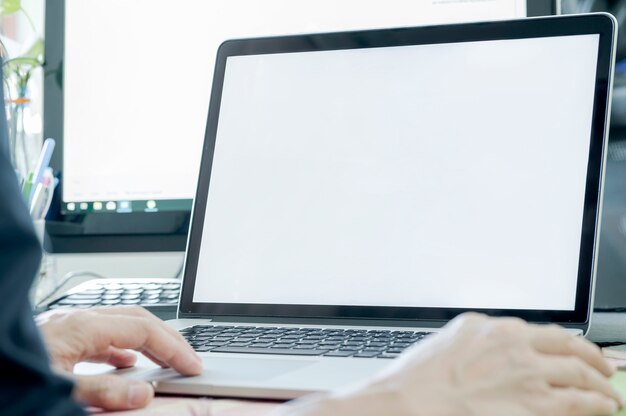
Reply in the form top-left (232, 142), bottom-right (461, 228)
top-left (125, 14), bottom-right (616, 399)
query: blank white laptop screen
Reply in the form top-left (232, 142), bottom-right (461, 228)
top-left (193, 33), bottom-right (599, 311)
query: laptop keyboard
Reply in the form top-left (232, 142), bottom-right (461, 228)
top-left (181, 325), bottom-right (432, 358)
top-left (45, 279), bottom-right (181, 309)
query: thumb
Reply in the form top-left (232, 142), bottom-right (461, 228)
top-left (73, 374), bottom-right (154, 410)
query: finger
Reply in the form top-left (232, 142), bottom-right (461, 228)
top-left (546, 388), bottom-right (619, 416)
top-left (73, 374), bottom-right (154, 411)
top-left (84, 314), bottom-right (202, 376)
top-left (143, 350), bottom-right (169, 368)
top-left (528, 325), bottom-right (614, 377)
top-left (94, 306), bottom-right (181, 337)
top-left (93, 306), bottom-right (199, 360)
top-left (86, 346), bottom-right (137, 368)
top-left (537, 354), bottom-right (623, 406)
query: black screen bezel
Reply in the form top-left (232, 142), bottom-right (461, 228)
top-left (180, 14), bottom-right (615, 325)
top-left (42, 0), bottom-right (190, 253)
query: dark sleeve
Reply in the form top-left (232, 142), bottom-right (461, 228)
top-left (0, 87), bottom-right (85, 413)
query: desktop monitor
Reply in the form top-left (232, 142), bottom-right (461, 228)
top-left (43, 0), bottom-right (558, 253)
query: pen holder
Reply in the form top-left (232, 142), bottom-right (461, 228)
top-left (29, 219), bottom-right (57, 308)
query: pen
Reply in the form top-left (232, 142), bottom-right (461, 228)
top-left (29, 138), bottom-right (56, 203)
top-left (30, 169), bottom-right (55, 220)
top-left (29, 182), bottom-right (46, 219)
top-left (38, 168), bottom-right (56, 220)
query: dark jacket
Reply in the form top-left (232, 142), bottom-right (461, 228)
top-left (0, 83), bottom-right (84, 414)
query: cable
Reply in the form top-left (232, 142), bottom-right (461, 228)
top-left (35, 270), bottom-right (107, 311)
top-left (171, 259), bottom-right (185, 280)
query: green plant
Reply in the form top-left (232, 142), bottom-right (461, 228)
top-left (1, 0), bottom-right (44, 97)
top-left (1, 0), bottom-right (44, 179)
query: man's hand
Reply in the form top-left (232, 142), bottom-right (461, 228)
top-left (36, 306), bottom-right (203, 411)
top-left (283, 313), bottom-right (624, 416)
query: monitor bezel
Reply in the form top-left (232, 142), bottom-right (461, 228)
top-left (179, 13), bottom-right (614, 327)
top-left (43, 0), bottom-right (190, 253)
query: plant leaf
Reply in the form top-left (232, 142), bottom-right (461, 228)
top-left (22, 37), bottom-right (44, 61)
top-left (0, 0), bottom-right (21, 15)
top-left (3, 56), bottom-right (39, 77)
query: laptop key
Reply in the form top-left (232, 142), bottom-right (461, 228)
top-left (323, 350), bottom-right (355, 357)
top-left (378, 353), bottom-right (402, 359)
top-left (249, 343), bottom-right (273, 348)
top-left (353, 351), bottom-right (380, 358)
top-left (211, 346), bottom-right (328, 356)
top-left (195, 346), bottom-right (212, 352)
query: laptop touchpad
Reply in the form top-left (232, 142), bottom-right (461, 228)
top-left (138, 357), bottom-right (315, 383)
top-left (200, 357), bottom-right (314, 382)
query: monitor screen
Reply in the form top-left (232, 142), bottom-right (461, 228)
top-left (44, 0), bottom-right (556, 251)
top-left (192, 33), bottom-right (599, 310)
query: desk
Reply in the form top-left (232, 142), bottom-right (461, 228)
top-left (93, 397), bottom-right (281, 415)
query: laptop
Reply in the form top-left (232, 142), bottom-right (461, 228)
top-left (120, 14), bottom-right (616, 399)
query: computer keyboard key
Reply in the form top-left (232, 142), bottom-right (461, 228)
top-left (205, 342), bottom-right (229, 347)
top-left (101, 293), bottom-right (120, 300)
top-left (272, 343), bottom-right (295, 348)
top-left (228, 342), bottom-right (251, 347)
top-left (163, 283), bottom-right (181, 290)
top-left (367, 342), bottom-right (388, 347)
top-left (363, 347), bottom-right (386, 352)
top-left (141, 292), bottom-right (159, 299)
top-left (195, 346), bottom-right (213, 352)
top-left (353, 351), bottom-right (380, 358)
top-left (249, 343), bottom-right (273, 348)
top-left (100, 299), bottom-right (121, 305)
top-left (191, 335), bottom-right (213, 340)
top-left (121, 294), bottom-right (141, 300)
top-left (379, 353), bottom-right (401, 359)
top-left (163, 293), bottom-right (179, 299)
top-left (323, 350), bottom-right (355, 357)
top-left (294, 344), bottom-right (318, 349)
top-left (210, 347), bottom-right (327, 356)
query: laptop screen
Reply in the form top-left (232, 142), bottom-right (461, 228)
top-left (192, 33), bottom-right (599, 311)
